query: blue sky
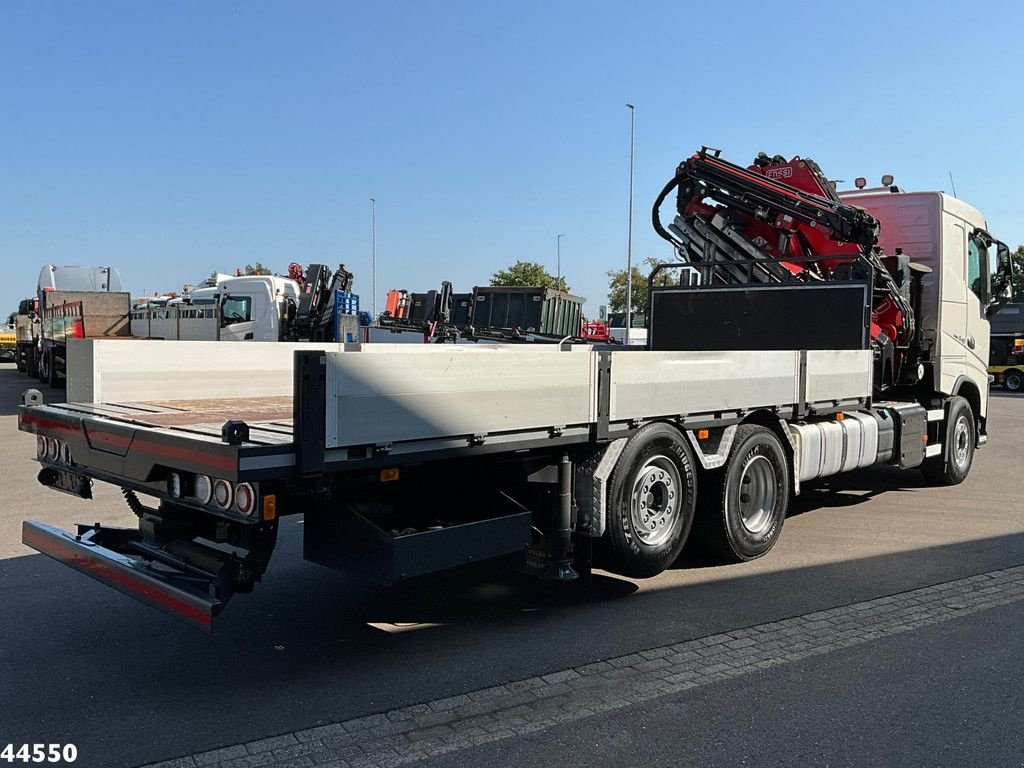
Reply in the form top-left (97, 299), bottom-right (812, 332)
top-left (2, 0), bottom-right (1022, 317)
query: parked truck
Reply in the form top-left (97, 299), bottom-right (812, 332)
top-left (130, 264), bottom-right (362, 344)
top-left (988, 302), bottom-right (1024, 392)
top-left (380, 282), bottom-right (589, 344)
top-left (13, 298), bottom-right (41, 376)
top-left (18, 148), bottom-right (1014, 630)
top-left (36, 266), bottom-right (130, 387)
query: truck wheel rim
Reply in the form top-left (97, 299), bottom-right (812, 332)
top-left (738, 455), bottom-right (776, 535)
top-left (953, 416), bottom-right (971, 468)
top-left (630, 455), bottom-right (680, 547)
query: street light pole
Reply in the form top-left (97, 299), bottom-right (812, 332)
top-left (625, 103), bottom-right (636, 341)
top-left (370, 197), bottom-right (376, 318)
top-left (556, 234), bottom-right (565, 291)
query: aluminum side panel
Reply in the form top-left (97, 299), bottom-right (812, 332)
top-left (325, 348), bottom-right (596, 448)
top-left (804, 350), bottom-right (872, 404)
top-left (607, 351), bottom-right (800, 420)
top-left (69, 339), bottom-right (343, 404)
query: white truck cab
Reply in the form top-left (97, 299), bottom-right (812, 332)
top-left (840, 189), bottom-right (1010, 438)
top-left (217, 275), bottom-right (299, 342)
top-left (130, 275), bottom-right (299, 342)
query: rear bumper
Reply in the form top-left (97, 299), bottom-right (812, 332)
top-left (22, 520), bottom-right (220, 631)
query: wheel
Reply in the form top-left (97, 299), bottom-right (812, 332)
top-left (603, 422), bottom-right (698, 578)
top-left (1004, 369), bottom-right (1024, 393)
top-left (921, 396), bottom-right (975, 485)
top-left (694, 424), bottom-right (790, 563)
top-left (37, 351), bottom-right (48, 383)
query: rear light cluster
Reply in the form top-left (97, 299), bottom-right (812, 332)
top-left (36, 435), bottom-right (73, 465)
top-left (167, 472), bottom-right (258, 517)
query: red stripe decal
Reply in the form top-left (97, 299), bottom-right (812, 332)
top-left (20, 412), bottom-right (238, 474)
top-left (23, 527), bottom-right (212, 629)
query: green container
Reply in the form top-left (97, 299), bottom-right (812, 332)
top-left (471, 286), bottom-right (584, 337)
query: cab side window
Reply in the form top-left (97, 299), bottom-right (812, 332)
top-left (967, 236), bottom-right (987, 302)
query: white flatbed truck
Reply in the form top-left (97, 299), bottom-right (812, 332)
top-left (18, 149), bottom-right (1014, 630)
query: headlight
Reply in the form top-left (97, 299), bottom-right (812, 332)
top-left (46, 437), bottom-right (59, 461)
top-left (213, 479), bottom-right (233, 510)
top-left (36, 435), bottom-right (46, 459)
top-left (234, 483), bottom-right (255, 516)
top-left (193, 474), bottom-right (212, 504)
top-left (60, 442), bottom-right (73, 465)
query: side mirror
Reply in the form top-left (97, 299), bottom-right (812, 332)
top-left (986, 241), bottom-right (1015, 318)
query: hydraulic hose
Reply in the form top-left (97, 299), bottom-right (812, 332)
top-left (651, 171), bottom-right (686, 245)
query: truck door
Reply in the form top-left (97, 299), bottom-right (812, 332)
top-left (220, 294), bottom-right (255, 341)
top-left (965, 231), bottom-right (993, 379)
top-left (938, 218), bottom-right (968, 394)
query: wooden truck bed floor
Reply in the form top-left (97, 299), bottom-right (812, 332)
top-left (54, 396), bottom-right (295, 446)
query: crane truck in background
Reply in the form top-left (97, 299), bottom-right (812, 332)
top-left (129, 263), bottom-right (361, 344)
top-left (18, 146), bottom-right (1014, 630)
top-left (33, 262), bottom-right (363, 386)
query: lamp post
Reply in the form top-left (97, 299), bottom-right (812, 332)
top-left (370, 197), bottom-right (376, 318)
top-left (625, 103), bottom-right (636, 341)
top-left (556, 234), bottom-right (565, 291)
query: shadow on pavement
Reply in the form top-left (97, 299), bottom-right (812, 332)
top-left (0, 363), bottom-right (61, 417)
top-left (3, 522), bottom-right (1024, 768)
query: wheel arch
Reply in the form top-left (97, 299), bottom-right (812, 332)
top-left (951, 376), bottom-right (983, 437)
top-left (740, 409), bottom-right (798, 493)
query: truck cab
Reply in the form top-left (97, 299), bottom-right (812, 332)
top-left (217, 275), bottom-right (300, 342)
top-left (839, 189), bottom-right (1013, 437)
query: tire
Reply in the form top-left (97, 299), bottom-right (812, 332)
top-left (694, 424), bottom-right (790, 563)
top-left (37, 351), bottom-right (48, 384)
top-left (1004, 369), bottom-right (1024, 393)
top-left (921, 396), bottom-right (975, 485)
top-left (603, 422), bottom-right (698, 578)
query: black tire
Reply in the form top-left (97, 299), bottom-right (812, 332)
top-left (921, 396), bottom-right (975, 485)
top-left (694, 424), bottom-right (790, 563)
top-left (603, 422), bottom-right (698, 578)
top-left (1005, 369), bottom-right (1024, 393)
top-left (37, 351), bottom-right (48, 384)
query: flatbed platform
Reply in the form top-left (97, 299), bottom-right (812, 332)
top-left (22, 342), bottom-right (875, 491)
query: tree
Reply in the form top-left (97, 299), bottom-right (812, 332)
top-left (606, 257), bottom-right (675, 316)
top-left (490, 260), bottom-right (568, 292)
top-left (244, 263), bottom-right (272, 276)
top-left (1011, 245), bottom-right (1024, 298)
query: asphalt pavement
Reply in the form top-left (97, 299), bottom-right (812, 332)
top-left (0, 361), bottom-right (1022, 768)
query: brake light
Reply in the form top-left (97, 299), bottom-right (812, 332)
top-left (213, 479), bottom-right (233, 510)
top-left (234, 483), bottom-right (255, 516)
